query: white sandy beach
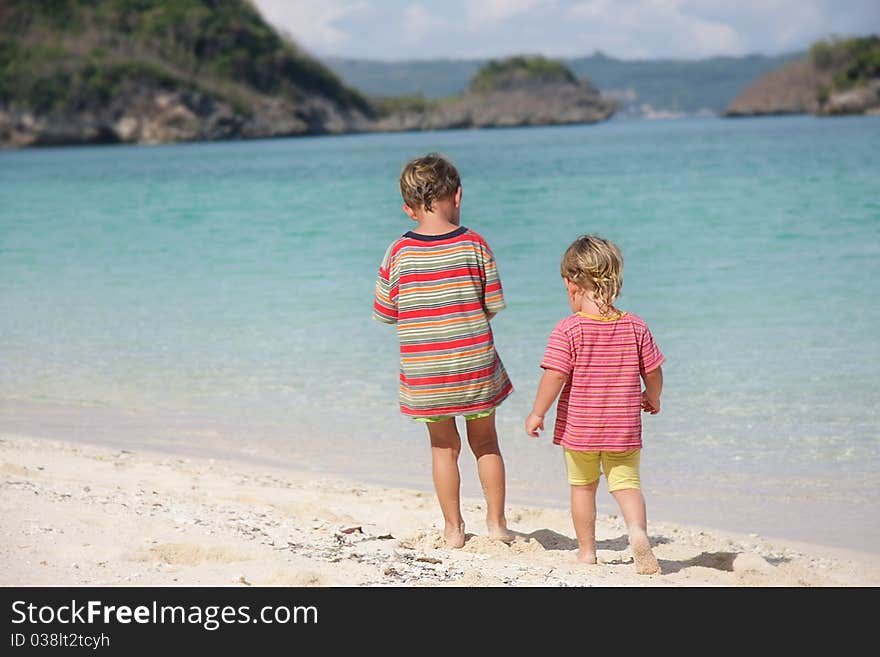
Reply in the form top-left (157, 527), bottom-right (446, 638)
top-left (1, 433), bottom-right (877, 587)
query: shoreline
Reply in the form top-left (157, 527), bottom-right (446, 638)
top-left (2, 433), bottom-right (877, 587)
top-left (5, 113), bottom-right (880, 153)
top-left (3, 399), bottom-right (875, 555)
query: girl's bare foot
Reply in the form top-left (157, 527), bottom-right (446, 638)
top-left (444, 522), bottom-right (466, 548)
top-left (630, 531), bottom-right (660, 575)
top-left (486, 519), bottom-right (514, 543)
top-left (576, 549), bottom-right (597, 564)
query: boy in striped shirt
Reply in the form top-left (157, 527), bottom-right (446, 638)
top-left (525, 235), bottom-right (664, 575)
top-left (374, 153), bottom-right (514, 548)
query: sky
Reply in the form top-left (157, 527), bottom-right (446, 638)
top-left (251, 0), bottom-right (880, 61)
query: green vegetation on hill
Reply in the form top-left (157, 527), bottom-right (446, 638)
top-left (811, 35), bottom-right (880, 94)
top-left (0, 0), bottom-right (372, 117)
top-left (725, 34), bottom-right (879, 116)
top-left (468, 55), bottom-right (577, 93)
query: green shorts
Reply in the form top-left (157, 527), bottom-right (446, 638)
top-left (412, 409), bottom-right (495, 423)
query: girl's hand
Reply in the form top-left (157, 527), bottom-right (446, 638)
top-left (641, 391), bottom-right (661, 414)
top-left (525, 413), bottom-right (545, 437)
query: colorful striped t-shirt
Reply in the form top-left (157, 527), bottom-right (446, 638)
top-left (373, 226), bottom-right (513, 417)
top-left (540, 312), bottom-right (664, 451)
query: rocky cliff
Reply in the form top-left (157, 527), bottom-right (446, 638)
top-left (725, 36), bottom-right (880, 117)
top-left (0, 0), bottom-right (374, 147)
top-left (375, 56), bottom-right (616, 131)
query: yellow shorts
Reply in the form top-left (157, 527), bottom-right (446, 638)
top-left (563, 448), bottom-right (641, 491)
top-left (412, 409), bottom-right (495, 423)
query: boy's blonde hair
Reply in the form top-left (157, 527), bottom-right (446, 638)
top-left (399, 153), bottom-right (461, 212)
top-left (561, 235), bottom-right (624, 314)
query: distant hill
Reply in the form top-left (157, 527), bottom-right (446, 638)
top-left (468, 55), bottom-right (577, 92)
top-left (726, 36), bottom-right (880, 116)
top-left (326, 51), bottom-right (802, 118)
top-left (375, 56), bottom-right (615, 131)
top-left (0, 0), bottom-right (373, 146)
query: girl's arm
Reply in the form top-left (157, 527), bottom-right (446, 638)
top-left (641, 365), bottom-right (663, 414)
top-left (525, 369), bottom-right (568, 437)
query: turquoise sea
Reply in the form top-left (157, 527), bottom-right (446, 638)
top-left (2, 116), bottom-right (878, 552)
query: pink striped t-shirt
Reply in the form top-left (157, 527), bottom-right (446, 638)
top-left (540, 312), bottom-right (665, 451)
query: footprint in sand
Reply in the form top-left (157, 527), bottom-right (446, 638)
top-left (397, 530), bottom-right (446, 551)
top-left (130, 543), bottom-right (252, 566)
top-left (462, 535), bottom-right (546, 556)
top-left (1, 462), bottom-right (30, 477)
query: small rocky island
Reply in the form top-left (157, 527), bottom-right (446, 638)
top-left (374, 56), bottom-right (616, 131)
top-left (725, 36), bottom-right (880, 117)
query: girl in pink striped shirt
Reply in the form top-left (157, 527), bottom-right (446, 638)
top-left (525, 235), bottom-right (664, 575)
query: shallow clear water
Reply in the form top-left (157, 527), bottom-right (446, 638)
top-left (2, 116), bottom-right (878, 552)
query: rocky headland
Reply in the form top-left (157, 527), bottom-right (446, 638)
top-left (0, 0), bottom-right (374, 148)
top-left (726, 36), bottom-right (880, 117)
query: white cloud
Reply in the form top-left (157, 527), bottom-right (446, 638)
top-left (567, 0), bottom-right (745, 58)
top-left (251, 0), bottom-right (880, 60)
top-left (467, 0), bottom-right (550, 25)
top-left (403, 3), bottom-right (445, 35)
top-left (251, 0), bottom-right (367, 53)
top-left (687, 20), bottom-right (742, 56)
top-left (567, 0), bottom-right (611, 20)
top-left (395, 3), bottom-right (452, 47)
top-left (678, 0), bottom-right (827, 52)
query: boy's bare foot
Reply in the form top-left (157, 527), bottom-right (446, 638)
top-left (630, 531), bottom-right (660, 575)
top-left (486, 520), bottom-right (514, 543)
top-left (444, 522), bottom-right (466, 549)
top-left (576, 549), bottom-right (597, 564)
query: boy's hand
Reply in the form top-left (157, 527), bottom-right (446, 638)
top-left (641, 391), bottom-right (661, 414)
top-left (525, 413), bottom-right (545, 437)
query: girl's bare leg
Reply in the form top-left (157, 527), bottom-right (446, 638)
top-left (427, 419), bottom-right (465, 548)
top-left (611, 488), bottom-right (660, 574)
top-left (465, 414), bottom-right (512, 541)
top-left (570, 481), bottom-right (600, 563)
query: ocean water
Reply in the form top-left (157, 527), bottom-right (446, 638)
top-left (2, 116), bottom-right (878, 552)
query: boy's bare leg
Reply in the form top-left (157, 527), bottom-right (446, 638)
top-left (427, 419), bottom-right (466, 548)
top-left (570, 481), bottom-right (600, 564)
top-left (611, 488), bottom-right (660, 574)
top-left (465, 414), bottom-right (512, 542)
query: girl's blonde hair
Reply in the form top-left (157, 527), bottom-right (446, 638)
top-left (560, 235), bottom-right (624, 314)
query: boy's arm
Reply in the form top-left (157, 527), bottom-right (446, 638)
top-left (525, 369), bottom-right (568, 437)
top-left (641, 365), bottom-right (663, 414)
top-left (480, 242), bottom-right (506, 318)
top-left (373, 245), bottom-right (399, 325)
